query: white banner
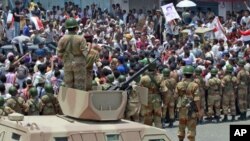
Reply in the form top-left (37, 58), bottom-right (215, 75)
top-left (161, 3), bottom-right (181, 22)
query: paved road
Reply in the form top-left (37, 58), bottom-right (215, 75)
top-left (165, 115), bottom-right (250, 141)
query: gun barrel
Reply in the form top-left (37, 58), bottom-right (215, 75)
top-left (108, 58), bottom-right (158, 90)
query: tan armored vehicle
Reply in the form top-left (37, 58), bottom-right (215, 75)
top-left (0, 86), bottom-right (171, 141)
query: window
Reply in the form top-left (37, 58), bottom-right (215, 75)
top-left (54, 137), bottom-right (68, 141)
top-left (106, 134), bottom-right (120, 141)
top-left (12, 133), bottom-right (21, 141)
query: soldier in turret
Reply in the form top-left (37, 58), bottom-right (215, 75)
top-left (25, 87), bottom-right (42, 115)
top-left (206, 68), bottom-right (221, 123)
top-left (236, 60), bottom-right (249, 120)
top-left (175, 65), bottom-right (201, 141)
top-left (140, 58), bottom-right (163, 128)
top-left (5, 86), bottom-right (26, 114)
top-left (160, 68), bottom-right (176, 128)
top-left (57, 18), bottom-right (89, 90)
top-left (40, 84), bottom-right (58, 115)
top-left (221, 65), bottom-right (237, 122)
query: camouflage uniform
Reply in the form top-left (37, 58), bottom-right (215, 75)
top-left (57, 18), bottom-right (89, 90)
top-left (236, 60), bottom-right (249, 120)
top-left (140, 60), bottom-right (163, 128)
top-left (194, 68), bottom-right (206, 123)
top-left (160, 68), bottom-right (176, 128)
top-left (126, 83), bottom-right (141, 122)
top-left (5, 86), bottom-right (26, 114)
top-left (176, 66), bottom-right (200, 141)
top-left (206, 68), bottom-right (221, 122)
top-left (101, 74), bottom-right (114, 90)
top-left (221, 65), bottom-right (237, 121)
top-left (86, 44), bottom-right (101, 90)
top-left (0, 97), bottom-right (7, 116)
top-left (25, 87), bottom-right (42, 115)
top-left (40, 84), bottom-right (58, 115)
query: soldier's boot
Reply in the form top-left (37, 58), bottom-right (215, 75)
top-left (222, 115), bottom-right (228, 122)
top-left (238, 113), bottom-right (245, 121)
top-left (215, 116), bottom-right (221, 123)
top-left (243, 112), bottom-right (247, 120)
top-left (168, 119), bottom-right (174, 128)
top-left (161, 118), bottom-right (167, 128)
top-left (179, 138), bottom-right (184, 141)
top-left (231, 115), bottom-right (235, 121)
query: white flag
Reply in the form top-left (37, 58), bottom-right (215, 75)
top-left (161, 3), bottom-right (181, 22)
top-left (212, 16), bottom-right (227, 41)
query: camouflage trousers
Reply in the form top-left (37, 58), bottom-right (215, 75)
top-left (200, 89), bottom-right (206, 117)
top-left (178, 107), bottom-right (197, 141)
top-left (207, 94), bottom-right (221, 117)
top-left (222, 92), bottom-right (236, 115)
top-left (64, 57), bottom-right (86, 90)
top-left (141, 94), bottom-right (162, 128)
top-left (86, 69), bottom-right (93, 91)
top-left (126, 102), bottom-right (141, 122)
top-left (238, 86), bottom-right (248, 113)
top-left (162, 93), bottom-right (175, 120)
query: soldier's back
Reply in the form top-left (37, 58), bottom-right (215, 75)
top-left (5, 98), bottom-right (22, 114)
top-left (40, 94), bottom-right (56, 115)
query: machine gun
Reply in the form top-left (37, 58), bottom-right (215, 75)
top-left (108, 58), bottom-right (158, 91)
top-left (186, 99), bottom-right (198, 118)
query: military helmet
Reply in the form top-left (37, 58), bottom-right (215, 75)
top-left (107, 74), bottom-right (115, 83)
top-left (210, 68), bottom-right (218, 75)
top-left (29, 87), bottom-right (38, 97)
top-left (226, 65), bottom-right (234, 73)
top-left (183, 65), bottom-right (194, 75)
top-left (8, 86), bottom-right (17, 96)
top-left (195, 67), bottom-right (202, 75)
top-left (162, 68), bottom-right (170, 77)
top-left (0, 96), bottom-right (4, 106)
top-left (238, 59), bottom-right (246, 67)
top-left (92, 80), bottom-right (98, 86)
top-left (148, 58), bottom-right (156, 71)
top-left (44, 84), bottom-right (54, 93)
top-left (65, 18), bottom-right (78, 29)
top-left (118, 75), bottom-right (126, 83)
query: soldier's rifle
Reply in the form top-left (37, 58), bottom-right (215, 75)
top-left (108, 58), bottom-right (158, 91)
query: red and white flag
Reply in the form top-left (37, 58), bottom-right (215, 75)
top-left (7, 12), bottom-right (14, 28)
top-left (30, 16), bottom-right (44, 30)
top-left (212, 16), bottom-right (227, 41)
top-left (239, 30), bottom-right (250, 42)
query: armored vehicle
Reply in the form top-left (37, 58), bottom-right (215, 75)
top-left (0, 87), bottom-right (171, 141)
top-left (0, 58), bottom-right (171, 141)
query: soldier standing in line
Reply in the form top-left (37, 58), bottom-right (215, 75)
top-left (40, 84), bottom-right (58, 115)
top-left (175, 65), bottom-right (201, 141)
top-left (126, 76), bottom-right (141, 122)
top-left (140, 59), bottom-right (163, 128)
top-left (221, 65), bottom-right (237, 122)
top-left (5, 86), bottom-right (26, 114)
top-left (206, 68), bottom-right (221, 123)
top-left (194, 67), bottom-right (206, 124)
top-left (101, 74), bottom-right (114, 90)
top-left (160, 68), bottom-right (176, 128)
top-left (57, 18), bottom-right (89, 90)
top-left (25, 87), bottom-right (42, 115)
top-left (236, 60), bottom-right (249, 120)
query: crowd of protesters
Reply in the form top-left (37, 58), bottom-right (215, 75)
top-left (1, 0), bottom-right (250, 130)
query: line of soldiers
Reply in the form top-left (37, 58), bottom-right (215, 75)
top-left (93, 58), bottom-right (250, 141)
top-left (0, 84), bottom-right (62, 116)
